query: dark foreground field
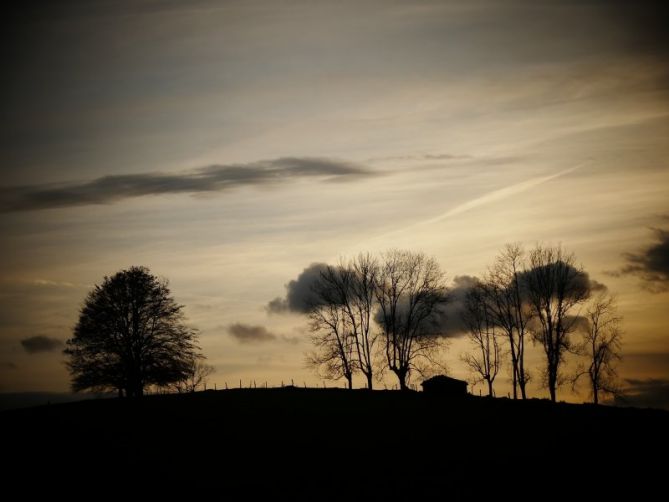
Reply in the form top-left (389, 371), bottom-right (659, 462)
top-left (3, 389), bottom-right (667, 497)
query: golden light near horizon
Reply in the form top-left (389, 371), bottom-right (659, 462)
top-left (1, 1), bottom-right (668, 408)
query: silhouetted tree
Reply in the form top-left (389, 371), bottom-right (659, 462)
top-left (305, 265), bottom-right (357, 389)
top-left (486, 244), bottom-right (532, 399)
top-left (171, 357), bottom-right (215, 393)
top-left (525, 246), bottom-right (589, 402)
top-left (375, 250), bottom-right (448, 390)
top-left (342, 254), bottom-right (380, 389)
top-left (65, 266), bottom-right (199, 398)
top-left (461, 282), bottom-right (501, 396)
top-left (575, 294), bottom-right (622, 404)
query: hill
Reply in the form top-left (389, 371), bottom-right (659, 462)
top-left (2, 389), bottom-right (667, 496)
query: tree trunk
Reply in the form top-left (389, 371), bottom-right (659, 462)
top-left (548, 371), bottom-right (557, 402)
top-left (394, 368), bottom-right (409, 391)
top-left (518, 351), bottom-right (528, 399)
top-left (487, 379), bottom-right (494, 397)
top-left (346, 374), bottom-right (353, 390)
top-left (508, 342), bottom-right (518, 399)
top-left (365, 372), bottom-right (373, 390)
top-left (593, 386), bottom-right (599, 405)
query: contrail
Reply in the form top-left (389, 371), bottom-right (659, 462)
top-left (420, 163), bottom-right (583, 226)
top-left (367, 162), bottom-right (586, 245)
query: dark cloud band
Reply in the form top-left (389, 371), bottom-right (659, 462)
top-left (1, 157), bottom-right (377, 212)
top-left (618, 228), bottom-right (669, 292)
top-left (20, 336), bottom-right (63, 354)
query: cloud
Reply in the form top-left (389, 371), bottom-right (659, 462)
top-left (266, 263), bottom-right (329, 314)
top-left (370, 275), bottom-right (475, 339)
top-left (1, 157), bottom-right (377, 212)
top-left (228, 323), bottom-right (299, 345)
top-left (370, 164), bottom-right (584, 244)
top-left (519, 261), bottom-right (607, 297)
top-left (616, 228), bottom-right (669, 292)
top-left (421, 164), bottom-right (584, 226)
top-left (435, 275), bottom-right (481, 338)
top-left (368, 153), bottom-right (471, 163)
top-left (613, 378), bottom-right (669, 410)
top-left (20, 336), bottom-right (63, 354)
top-left (441, 270), bottom-right (604, 338)
top-left (588, 279), bottom-right (608, 293)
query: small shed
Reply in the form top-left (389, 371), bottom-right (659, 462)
top-left (421, 375), bottom-right (468, 396)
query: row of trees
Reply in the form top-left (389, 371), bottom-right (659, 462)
top-left (306, 251), bottom-right (447, 391)
top-left (461, 245), bottom-right (622, 403)
top-left (65, 247), bottom-right (621, 404)
top-left (306, 245), bottom-right (622, 403)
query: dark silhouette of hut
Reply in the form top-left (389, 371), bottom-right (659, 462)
top-left (421, 375), bottom-right (467, 396)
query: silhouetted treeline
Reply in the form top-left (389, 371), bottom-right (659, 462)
top-left (306, 244), bottom-right (622, 403)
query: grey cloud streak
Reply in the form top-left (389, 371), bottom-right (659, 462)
top-left (228, 323), bottom-right (299, 345)
top-left (1, 157), bottom-right (377, 212)
top-left (20, 336), bottom-right (63, 354)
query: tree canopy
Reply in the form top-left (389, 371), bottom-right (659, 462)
top-left (65, 266), bottom-right (200, 397)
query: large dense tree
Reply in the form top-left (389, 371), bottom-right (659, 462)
top-left (375, 250), bottom-right (448, 390)
top-left (525, 246), bottom-right (590, 402)
top-left (65, 266), bottom-right (200, 398)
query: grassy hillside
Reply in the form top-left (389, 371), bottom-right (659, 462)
top-left (3, 389), bottom-right (666, 496)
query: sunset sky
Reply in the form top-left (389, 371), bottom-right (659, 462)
top-left (2, 0), bottom-right (668, 406)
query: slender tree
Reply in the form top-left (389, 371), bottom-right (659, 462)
top-left (65, 266), bottom-right (199, 398)
top-left (486, 244), bottom-right (532, 399)
top-left (375, 250), bottom-right (448, 390)
top-left (343, 254), bottom-right (379, 389)
top-left (525, 246), bottom-right (590, 402)
top-left (305, 266), bottom-right (357, 389)
top-left (461, 282), bottom-right (502, 397)
top-left (576, 294), bottom-right (623, 404)
top-left (171, 357), bottom-right (215, 393)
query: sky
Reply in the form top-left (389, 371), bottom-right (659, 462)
top-left (1, 0), bottom-right (668, 407)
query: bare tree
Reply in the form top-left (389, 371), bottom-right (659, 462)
top-left (344, 254), bottom-right (379, 389)
top-left (461, 282), bottom-right (502, 397)
top-left (575, 294), bottom-right (623, 404)
top-left (375, 250), bottom-right (448, 390)
top-left (486, 244), bottom-right (532, 399)
top-left (525, 246), bottom-right (590, 402)
top-left (171, 357), bottom-right (215, 393)
top-left (305, 266), bottom-right (357, 389)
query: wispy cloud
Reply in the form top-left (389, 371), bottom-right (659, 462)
top-left (369, 163), bottom-right (584, 243)
top-left (368, 153), bottom-right (472, 163)
top-left (420, 164), bottom-right (584, 226)
top-left (31, 279), bottom-right (80, 288)
top-left (1, 157), bottom-right (378, 212)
